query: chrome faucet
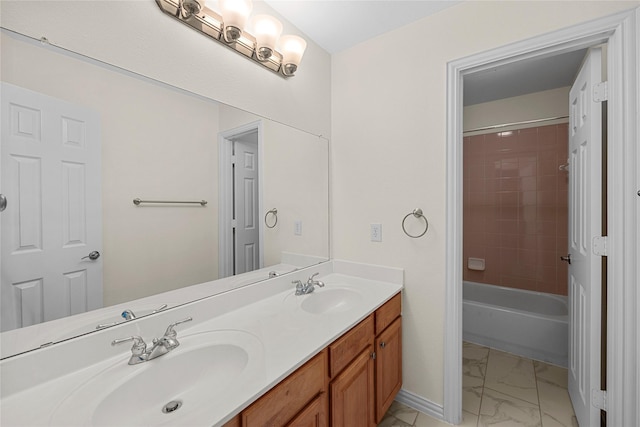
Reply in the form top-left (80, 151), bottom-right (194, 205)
top-left (293, 273), bottom-right (325, 295)
top-left (122, 304), bottom-right (168, 321)
top-left (96, 305), bottom-right (169, 330)
top-left (121, 309), bottom-right (137, 321)
top-left (112, 317), bottom-right (192, 365)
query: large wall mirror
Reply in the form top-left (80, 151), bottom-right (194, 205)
top-left (0, 29), bottom-right (329, 358)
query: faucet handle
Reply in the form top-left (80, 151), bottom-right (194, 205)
top-left (308, 273), bottom-right (324, 287)
top-left (112, 335), bottom-right (147, 356)
top-left (151, 304), bottom-right (168, 314)
top-left (164, 317), bottom-right (193, 337)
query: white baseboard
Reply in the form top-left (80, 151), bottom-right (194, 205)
top-left (395, 388), bottom-right (445, 421)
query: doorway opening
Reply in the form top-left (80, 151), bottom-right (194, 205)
top-left (444, 10), bottom-right (638, 427)
top-left (218, 121), bottom-right (264, 278)
top-left (459, 47), bottom-right (597, 425)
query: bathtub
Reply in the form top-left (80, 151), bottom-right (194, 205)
top-left (463, 281), bottom-right (568, 367)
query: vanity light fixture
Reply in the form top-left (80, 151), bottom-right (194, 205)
top-left (155, 0), bottom-right (306, 77)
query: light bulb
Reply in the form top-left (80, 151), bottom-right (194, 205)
top-left (279, 35), bottom-right (307, 76)
top-left (219, 0), bottom-right (253, 42)
top-left (251, 15), bottom-right (282, 61)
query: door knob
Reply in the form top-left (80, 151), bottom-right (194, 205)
top-left (0, 194), bottom-right (6, 212)
top-left (560, 254), bottom-right (571, 264)
top-left (82, 251), bottom-right (101, 261)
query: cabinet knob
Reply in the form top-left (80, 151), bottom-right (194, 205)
top-left (370, 352), bottom-right (376, 360)
top-left (380, 341), bottom-right (386, 349)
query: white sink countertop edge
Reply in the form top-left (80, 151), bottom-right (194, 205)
top-left (0, 261), bottom-right (403, 426)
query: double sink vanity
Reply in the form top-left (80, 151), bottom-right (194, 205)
top-left (0, 260), bottom-right (403, 426)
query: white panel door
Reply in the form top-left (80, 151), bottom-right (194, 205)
top-left (1, 83), bottom-right (102, 332)
top-left (233, 139), bottom-right (259, 275)
top-left (567, 48), bottom-right (602, 427)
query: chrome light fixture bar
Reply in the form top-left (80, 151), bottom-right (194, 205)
top-left (155, 0), bottom-right (306, 77)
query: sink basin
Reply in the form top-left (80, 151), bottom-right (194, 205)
top-left (300, 288), bottom-right (362, 314)
top-left (50, 330), bottom-right (264, 426)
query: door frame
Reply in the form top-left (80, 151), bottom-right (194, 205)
top-left (444, 9), bottom-right (638, 425)
top-left (218, 120), bottom-right (264, 278)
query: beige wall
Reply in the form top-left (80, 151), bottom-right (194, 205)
top-left (2, 32), bottom-right (331, 306)
top-left (0, 0), bottom-right (332, 138)
top-left (1, 33), bottom-right (221, 305)
top-left (261, 120), bottom-right (329, 265)
top-left (331, 0), bottom-right (639, 406)
top-left (1, 0), bottom-right (333, 306)
top-left (464, 87), bottom-right (570, 134)
top-left (218, 106), bottom-right (330, 269)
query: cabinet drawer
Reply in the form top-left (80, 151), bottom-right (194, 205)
top-left (243, 350), bottom-right (327, 427)
top-left (375, 293), bottom-right (401, 335)
top-left (329, 315), bottom-right (374, 378)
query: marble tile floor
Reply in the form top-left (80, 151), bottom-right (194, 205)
top-left (379, 342), bottom-right (577, 427)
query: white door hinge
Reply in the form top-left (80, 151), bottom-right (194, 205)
top-left (230, 155), bottom-right (236, 165)
top-left (594, 81), bottom-right (608, 102)
top-left (231, 219), bottom-right (237, 229)
top-left (593, 236), bottom-right (608, 256)
top-left (592, 389), bottom-right (607, 411)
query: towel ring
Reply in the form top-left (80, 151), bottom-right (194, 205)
top-left (402, 208), bottom-right (428, 238)
top-left (264, 208), bottom-right (278, 228)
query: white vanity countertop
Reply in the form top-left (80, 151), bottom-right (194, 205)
top-left (0, 262), bottom-right (300, 359)
top-left (0, 262), bottom-right (403, 427)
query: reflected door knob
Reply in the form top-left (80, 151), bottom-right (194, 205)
top-left (560, 254), bottom-right (571, 264)
top-left (82, 251), bottom-right (101, 261)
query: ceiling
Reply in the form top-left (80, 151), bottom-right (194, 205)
top-left (263, 0), bottom-right (587, 105)
top-left (463, 49), bottom-right (587, 105)
top-left (264, 0), bottom-right (461, 54)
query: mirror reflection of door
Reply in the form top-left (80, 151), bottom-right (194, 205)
top-left (1, 83), bottom-right (103, 332)
top-left (233, 136), bottom-right (259, 275)
top-left (218, 123), bottom-right (263, 278)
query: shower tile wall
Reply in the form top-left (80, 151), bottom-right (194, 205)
top-left (463, 124), bottom-right (569, 296)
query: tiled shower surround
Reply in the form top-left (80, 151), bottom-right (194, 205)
top-left (463, 124), bottom-right (569, 296)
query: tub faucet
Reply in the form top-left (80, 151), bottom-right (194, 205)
top-left (111, 317), bottom-right (192, 365)
top-left (294, 273), bottom-right (325, 295)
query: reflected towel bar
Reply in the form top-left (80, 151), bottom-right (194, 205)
top-left (133, 198), bottom-right (207, 206)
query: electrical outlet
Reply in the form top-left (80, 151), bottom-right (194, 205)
top-left (294, 220), bottom-right (302, 236)
top-left (371, 223), bottom-right (382, 242)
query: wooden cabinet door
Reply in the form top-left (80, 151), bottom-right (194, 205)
top-left (375, 317), bottom-right (402, 423)
top-left (286, 393), bottom-right (327, 427)
top-left (330, 345), bottom-right (375, 427)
